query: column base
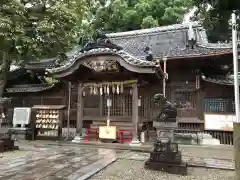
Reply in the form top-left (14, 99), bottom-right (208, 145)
top-left (129, 139), bottom-right (142, 146)
top-left (234, 123), bottom-right (240, 179)
top-left (72, 135), bottom-right (84, 143)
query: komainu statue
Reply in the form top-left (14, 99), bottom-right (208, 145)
top-left (153, 93), bottom-right (177, 122)
top-left (144, 93), bottom-right (187, 175)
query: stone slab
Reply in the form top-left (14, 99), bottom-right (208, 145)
top-left (0, 145), bottom-right (124, 180)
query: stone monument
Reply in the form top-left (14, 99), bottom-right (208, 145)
top-left (145, 93), bottom-right (187, 175)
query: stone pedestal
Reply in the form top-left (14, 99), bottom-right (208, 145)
top-left (233, 123), bottom-right (240, 179)
top-left (0, 128), bottom-right (19, 152)
top-left (129, 138), bottom-right (141, 146)
top-left (145, 121), bottom-right (187, 175)
top-left (72, 134), bottom-right (84, 143)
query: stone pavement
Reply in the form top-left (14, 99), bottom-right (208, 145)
top-left (0, 140), bottom-right (235, 180)
top-left (89, 159), bottom-right (236, 180)
top-left (0, 144), bottom-right (124, 180)
top-left (38, 140), bottom-right (234, 160)
top-left (120, 151), bottom-right (234, 170)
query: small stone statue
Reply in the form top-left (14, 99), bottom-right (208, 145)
top-left (153, 93), bottom-right (177, 122)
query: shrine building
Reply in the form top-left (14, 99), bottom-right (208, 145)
top-left (4, 21), bottom-right (239, 144)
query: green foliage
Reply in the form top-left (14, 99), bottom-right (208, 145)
top-left (0, 0), bottom-right (86, 97)
top-left (193, 0), bottom-right (240, 42)
top-left (80, 0), bottom-right (193, 38)
top-left (0, 0), bottom-right (86, 63)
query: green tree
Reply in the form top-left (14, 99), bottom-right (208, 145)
top-left (0, 0), bottom-right (86, 97)
top-left (80, 0), bottom-right (193, 37)
top-left (193, 0), bottom-right (240, 42)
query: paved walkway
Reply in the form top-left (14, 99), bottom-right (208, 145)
top-left (0, 140), bottom-right (234, 180)
top-left (0, 144), bottom-right (124, 180)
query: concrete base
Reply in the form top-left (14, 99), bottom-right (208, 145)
top-left (200, 138), bottom-right (220, 145)
top-left (145, 159), bottom-right (187, 175)
top-left (129, 139), bottom-right (142, 146)
top-left (233, 123), bottom-right (240, 179)
top-left (72, 135), bottom-right (84, 143)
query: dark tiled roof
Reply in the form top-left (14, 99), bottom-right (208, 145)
top-left (26, 57), bottom-right (57, 69)
top-left (201, 75), bottom-right (235, 85)
top-left (107, 24), bottom-right (191, 59)
top-left (6, 83), bottom-right (57, 93)
top-left (107, 22), bottom-right (233, 59)
top-left (0, 98), bottom-right (11, 104)
top-left (26, 21), bottom-right (236, 71)
top-left (26, 46), bottom-right (82, 69)
top-left (169, 45), bottom-right (232, 58)
top-left (47, 48), bottom-right (156, 74)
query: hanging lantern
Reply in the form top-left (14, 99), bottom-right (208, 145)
top-left (107, 84), bottom-right (110, 94)
top-left (116, 84), bottom-right (120, 94)
top-left (1, 112), bottom-right (5, 118)
top-left (100, 85), bottom-right (103, 95)
top-left (112, 84), bottom-right (116, 94)
top-left (120, 82), bottom-right (124, 93)
top-left (93, 84), bottom-right (98, 95)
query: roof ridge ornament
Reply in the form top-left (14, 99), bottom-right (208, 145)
top-left (78, 29), bottom-right (123, 53)
top-left (187, 23), bottom-right (197, 49)
top-left (144, 46), bottom-right (153, 61)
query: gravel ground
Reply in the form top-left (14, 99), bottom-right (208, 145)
top-left (89, 159), bottom-right (236, 180)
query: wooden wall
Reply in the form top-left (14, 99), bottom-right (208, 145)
top-left (202, 82), bottom-right (234, 99)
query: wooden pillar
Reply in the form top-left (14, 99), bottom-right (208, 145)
top-left (72, 82), bottom-right (84, 142)
top-left (130, 83), bottom-right (141, 145)
top-left (66, 82), bottom-right (72, 139)
top-left (163, 57), bottom-right (167, 97)
top-left (77, 83), bottom-right (84, 135)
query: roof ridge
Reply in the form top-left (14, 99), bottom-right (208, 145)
top-left (107, 21), bottom-right (200, 38)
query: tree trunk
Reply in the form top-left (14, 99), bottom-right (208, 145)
top-left (0, 52), bottom-right (10, 97)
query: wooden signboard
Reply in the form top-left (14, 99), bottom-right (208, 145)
top-left (99, 126), bottom-right (117, 140)
top-left (204, 113), bottom-right (235, 132)
top-left (12, 107), bottom-right (31, 126)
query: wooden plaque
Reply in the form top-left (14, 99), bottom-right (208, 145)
top-left (99, 126), bottom-right (117, 139)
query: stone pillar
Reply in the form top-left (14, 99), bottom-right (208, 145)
top-left (234, 122), bottom-right (240, 179)
top-left (72, 83), bottom-right (84, 143)
top-left (130, 83), bottom-right (141, 146)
